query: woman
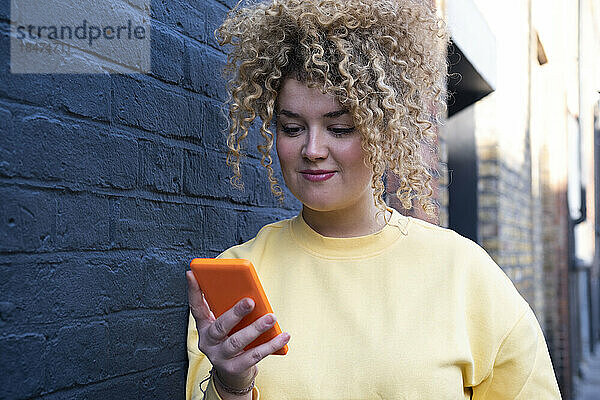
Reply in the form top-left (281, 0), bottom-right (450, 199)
top-left (186, 0), bottom-right (562, 399)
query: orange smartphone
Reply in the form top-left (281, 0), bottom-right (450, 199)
top-left (189, 258), bottom-right (288, 355)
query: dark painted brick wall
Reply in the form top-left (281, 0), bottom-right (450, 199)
top-left (0, 1), bottom-right (300, 398)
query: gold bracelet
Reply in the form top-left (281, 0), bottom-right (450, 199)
top-left (210, 367), bottom-right (257, 396)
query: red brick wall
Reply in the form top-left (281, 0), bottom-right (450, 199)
top-left (540, 146), bottom-right (572, 398)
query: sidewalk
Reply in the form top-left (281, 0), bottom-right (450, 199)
top-left (574, 343), bottom-right (600, 400)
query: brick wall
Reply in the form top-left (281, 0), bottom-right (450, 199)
top-left (476, 138), bottom-right (542, 310)
top-left (539, 146), bottom-right (572, 399)
top-left (0, 1), bottom-right (300, 398)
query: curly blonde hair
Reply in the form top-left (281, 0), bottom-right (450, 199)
top-left (216, 0), bottom-right (448, 215)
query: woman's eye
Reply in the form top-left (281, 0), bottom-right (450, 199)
top-left (280, 126), bottom-right (302, 135)
top-left (330, 127), bottom-right (355, 136)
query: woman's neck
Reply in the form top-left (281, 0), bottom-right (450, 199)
top-left (301, 204), bottom-right (391, 238)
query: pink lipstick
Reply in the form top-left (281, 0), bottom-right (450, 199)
top-left (299, 169), bottom-right (336, 182)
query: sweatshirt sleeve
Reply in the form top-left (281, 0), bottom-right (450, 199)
top-left (186, 311), bottom-right (261, 400)
top-left (471, 305), bottom-right (562, 399)
top-left (186, 310), bottom-right (219, 400)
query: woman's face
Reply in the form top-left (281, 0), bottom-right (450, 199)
top-left (275, 78), bottom-right (374, 213)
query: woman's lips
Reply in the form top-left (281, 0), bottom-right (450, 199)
top-left (299, 170), bottom-right (336, 182)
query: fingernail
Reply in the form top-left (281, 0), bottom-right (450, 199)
top-left (265, 314), bottom-right (275, 324)
top-left (281, 332), bottom-right (290, 341)
top-left (242, 298), bottom-right (253, 310)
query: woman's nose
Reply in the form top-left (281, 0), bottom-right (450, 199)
top-left (301, 129), bottom-right (329, 160)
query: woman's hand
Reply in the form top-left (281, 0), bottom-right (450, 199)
top-left (186, 271), bottom-right (290, 396)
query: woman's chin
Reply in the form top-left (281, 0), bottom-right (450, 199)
top-left (301, 200), bottom-right (347, 213)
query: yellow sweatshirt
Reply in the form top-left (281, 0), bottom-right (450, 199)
top-left (187, 208), bottom-right (561, 399)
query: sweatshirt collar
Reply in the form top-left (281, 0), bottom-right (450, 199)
top-left (288, 207), bottom-right (410, 259)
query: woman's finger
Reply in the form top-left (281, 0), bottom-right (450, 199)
top-left (232, 332), bottom-right (290, 371)
top-left (205, 297), bottom-right (255, 344)
top-left (221, 313), bottom-right (277, 358)
top-left (186, 271), bottom-right (214, 329)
